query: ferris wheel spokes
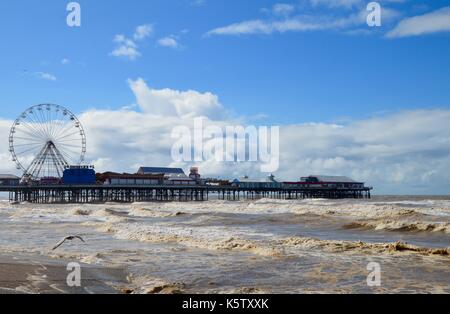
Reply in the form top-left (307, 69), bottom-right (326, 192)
top-left (9, 104), bottom-right (86, 181)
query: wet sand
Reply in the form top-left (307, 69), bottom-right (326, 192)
top-left (0, 253), bottom-right (128, 294)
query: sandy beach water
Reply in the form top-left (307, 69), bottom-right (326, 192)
top-left (0, 196), bottom-right (449, 294)
top-left (0, 253), bottom-right (128, 294)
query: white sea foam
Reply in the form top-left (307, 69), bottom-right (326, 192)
top-left (346, 220), bottom-right (450, 234)
top-left (97, 220), bottom-right (282, 257)
top-left (128, 206), bottom-right (186, 218)
top-left (2, 198), bottom-right (450, 261)
top-left (281, 236), bottom-right (450, 256)
top-left (4, 197), bottom-right (450, 221)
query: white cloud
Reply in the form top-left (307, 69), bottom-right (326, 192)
top-left (207, 1), bottom-right (402, 37)
top-left (273, 3), bottom-right (296, 16)
top-left (157, 36), bottom-right (180, 49)
top-left (73, 106), bottom-right (450, 194)
top-left (309, 0), bottom-right (363, 8)
top-left (23, 69), bottom-right (58, 81)
top-left (114, 34), bottom-right (137, 47)
top-left (309, 0), bottom-right (406, 8)
top-left (111, 24), bottom-right (153, 60)
top-left (92, 82), bottom-right (450, 192)
top-left (387, 6), bottom-right (450, 38)
top-left (128, 78), bottom-right (227, 119)
top-left (61, 58), bottom-right (70, 65)
top-left (207, 19), bottom-right (316, 36)
top-left (110, 45), bottom-right (140, 60)
top-left (281, 110), bottom-right (450, 194)
top-left (134, 24), bottom-right (154, 40)
top-left (35, 72), bottom-right (57, 81)
top-left (2, 80), bottom-right (450, 194)
top-left (110, 34), bottom-right (140, 60)
top-left (0, 120), bottom-right (17, 174)
top-left (206, 13), bottom-right (366, 36)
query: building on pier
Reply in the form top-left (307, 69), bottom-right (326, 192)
top-left (63, 166), bottom-right (96, 185)
top-left (96, 172), bottom-right (165, 185)
top-left (284, 175), bottom-right (368, 189)
top-left (232, 174), bottom-right (283, 189)
top-left (0, 174), bottom-right (20, 186)
top-left (189, 167), bottom-right (202, 184)
top-left (137, 167), bottom-right (185, 176)
top-left (137, 166), bottom-right (196, 185)
top-left (204, 178), bottom-right (231, 186)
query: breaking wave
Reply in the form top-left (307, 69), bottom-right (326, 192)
top-left (281, 237), bottom-right (450, 257)
top-left (97, 222), bottom-right (282, 257)
top-left (128, 206), bottom-right (186, 218)
top-left (344, 220), bottom-right (450, 234)
top-left (238, 198), bottom-right (450, 220)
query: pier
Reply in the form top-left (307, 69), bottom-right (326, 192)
top-left (1, 185), bottom-right (372, 204)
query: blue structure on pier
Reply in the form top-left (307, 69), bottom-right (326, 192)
top-left (62, 166), bottom-right (96, 185)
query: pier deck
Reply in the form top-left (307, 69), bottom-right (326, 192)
top-left (0, 185), bottom-right (372, 204)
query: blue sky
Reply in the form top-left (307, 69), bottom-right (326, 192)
top-left (1, 0), bottom-right (449, 122)
top-left (1, 0), bottom-right (450, 194)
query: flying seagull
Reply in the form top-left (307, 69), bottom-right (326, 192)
top-left (52, 236), bottom-right (85, 251)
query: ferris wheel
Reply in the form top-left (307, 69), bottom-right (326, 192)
top-left (9, 104), bottom-right (86, 180)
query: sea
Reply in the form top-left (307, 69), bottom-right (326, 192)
top-left (0, 196), bottom-right (449, 294)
